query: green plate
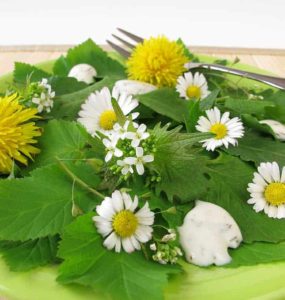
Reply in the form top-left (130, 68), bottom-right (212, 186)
top-left (0, 56), bottom-right (285, 300)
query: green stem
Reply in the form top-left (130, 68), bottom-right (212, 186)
top-left (57, 158), bottom-right (105, 200)
top-left (141, 243), bottom-right (149, 260)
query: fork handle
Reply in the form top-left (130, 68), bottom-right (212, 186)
top-left (195, 63), bottom-right (285, 90)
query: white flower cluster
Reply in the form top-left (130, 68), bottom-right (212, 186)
top-left (150, 229), bottom-right (183, 265)
top-left (103, 121), bottom-right (154, 176)
top-left (31, 78), bottom-right (55, 113)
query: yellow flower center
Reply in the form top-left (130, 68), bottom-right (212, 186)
top-left (99, 110), bottom-right (117, 131)
top-left (186, 85), bottom-right (201, 99)
top-left (264, 182), bottom-right (285, 206)
top-left (210, 123), bottom-right (228, 139)
top-left (112, 210), bottom-right (138, 238)
top-left (127, 36), bottom-right (188, 87)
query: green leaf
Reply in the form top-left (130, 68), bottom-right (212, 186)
top-left (0, 236), bottom-right (58, 271)
top-left (53, 39), bottom-right (126, 78)
top-left (51, 76), bottom-right (117, 120)
top-left (152, 125), bottom-right (211, 201)
top-left (225, 130), bottom-right (285, 166)
top-left (111, 97), bottom-right (126, 125)
top-left (58, 213), bottom-right (181, 300)
top-left (137, 88), bottom-right (189, 122)
top-left (228, 241), bottom-right (285, 267)
top-left (224, 98), bottom-right (275, 117)
top-left (176, 38), bottom-right (195, 60)
top-left (185, 100), bottom-right (202, 132)
top-left (31, 120), bottom-right (90, 169)
top-left (49, 76), bottom-right (88, 96)
top-left (242, 114), bottom-right (276, 137)
top-left (0, 162), bottom-right (101, 241)
top-left (264, 90), bottom-right (285, 123)
top-left (206, 153), bottom-right (285, 243)
top-left (199, 89), bottom-right (220, 111)
top-left (13, 62), bottom-right (50, 84)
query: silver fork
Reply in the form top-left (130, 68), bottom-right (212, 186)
top-left (107, 28), bottom-right (285, 90)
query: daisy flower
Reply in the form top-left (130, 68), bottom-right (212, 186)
top-left (127, 36), bottom-right (188, 87)
top-left (247, 162), bottom-right (285, 219)
top-left (176, 72), bottom-right (210, 100)
top-left (196, 107), bottom-right (244, 151)
top-left (125, 124), bottom-right (150, 147)
top-left (78, 87), bottom-right (139, 137)
top-left (93, 190), bottom-right (154, 253)
top-left (124, 147), bottom-right (154, 175)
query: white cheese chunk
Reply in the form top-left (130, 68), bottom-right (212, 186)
top-left (68, 64), bottom-right (97, 84)
top-left (178, 200), bottom-right (242, 267)
top-left (112, 80), bottom-right (157, 98)
top-left (260, 119), bottom-right (285, 141)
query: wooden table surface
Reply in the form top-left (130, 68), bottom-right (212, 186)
top-left (0, 45), bottom-right (285, 76)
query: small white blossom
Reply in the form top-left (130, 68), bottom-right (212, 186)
top-left (102, 138), bottom-right (123, 162)
top-left (113, 121), bottom-right (130, 140)
top-left (161, 232), bottom-right (176, 242)
top-left (125, 124), bottom-right (150, 147)
top-left (117, 159), bottom-right (134, 175)
top-left (68, 64), bottom-right (97, 84)
top-left (125, 147), bottom-right (154, 175)
top-left (31, 78), bottom-right (55, 113)
top-left (150, 243), bottom-right (157, 251)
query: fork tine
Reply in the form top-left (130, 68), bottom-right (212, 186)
top-left (117, 28), bottom-right (144, 43)
top-left (106, 40), bottom-right (131, 58)
top-left (111, 34), bottom-right (136, 49)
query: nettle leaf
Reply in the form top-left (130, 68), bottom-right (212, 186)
top-left (206, 153), bottom-right (285, 243)
top-left (228, 241), bottom-right (285, 268)
top-left (242, 114), bottom-right (276, 137)
top-left (225, 130), bottom-right (285, 166)
top-left (137, 88), bottom-right (189, 122)
top-left (199, 89), bottom-right (220, 111)
top-left (176, 38), bottom-right (195, 60)
top-left (185, 100), bottom-right (202, 132)
top-left (0, 162), bottom-right (101, 241)
top-left (53, 39), bottom-right (126, 78)
top-left (51, 76), bottom-right (117, 120)
top-left (224, 98), bottom-right (275, 117)
top-left (152, 125), bottom-right (211, 201)
top-left (49, 76), bottom-right (88, 96)
top-left (14, 62), bottom-right (50, 84)
top-left (264, 90), bottom-right (285, 123)
top-left (0, 236), bottom-right (58, 271)
top-left (31, 120), bottom-right (90, 170)
top-left (58, 213), bottom-right (181, 300)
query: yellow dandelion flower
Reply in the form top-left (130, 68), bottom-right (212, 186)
top-left (127, 36), bottom-right (189, 87)
top-left (0, 93), bottom-right (41, 174)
